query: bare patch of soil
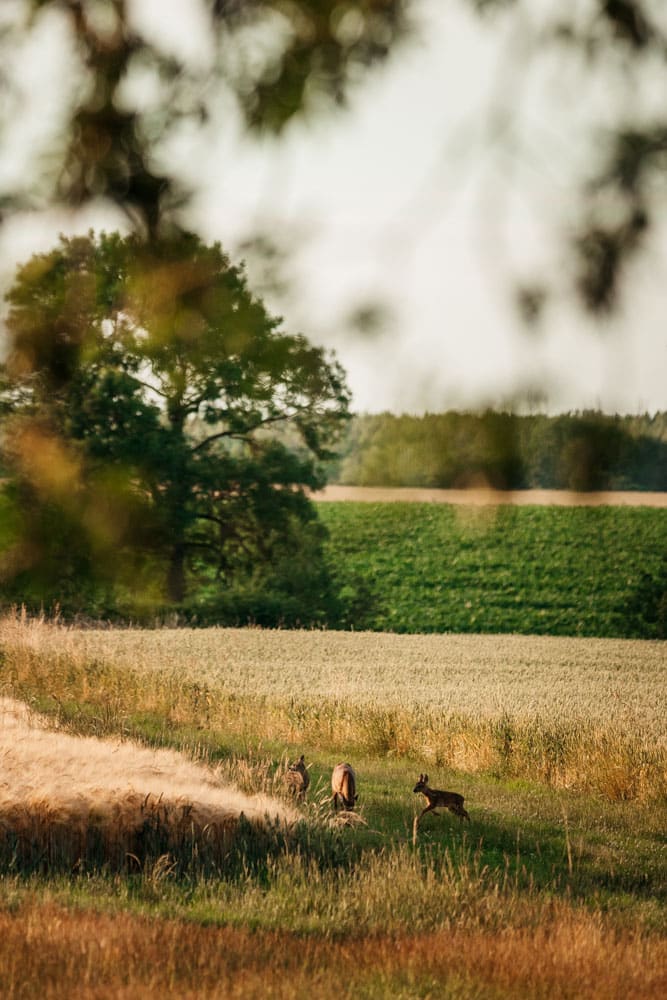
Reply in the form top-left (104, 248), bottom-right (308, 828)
top-left (312, 486), bottom-right (667, 507)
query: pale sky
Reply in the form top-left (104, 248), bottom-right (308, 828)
top-left (1, 0), bottom-right (666, 415)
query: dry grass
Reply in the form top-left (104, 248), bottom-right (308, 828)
top-left (4, 616), bottom-right (663, 729)
top-left (311, 485), bottom-right (667, 507)
top-left (0, 697), bottom-right (299, 872)
top-left (2, 613), bottom-right (664, 802)
top-left (0, 898), bottom-right (665, 999)
top-left (0, 613), bottom-right (665, 997)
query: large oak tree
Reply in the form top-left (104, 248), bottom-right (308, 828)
top-left (0, 231), bottom-right (350, 610)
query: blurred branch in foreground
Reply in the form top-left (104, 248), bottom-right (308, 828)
top-left (0, 0), bottom-right (410, 238)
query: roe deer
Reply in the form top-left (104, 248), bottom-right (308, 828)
top-left (331, 762), bottom-right (358, 811)
top-left (413, 774), bottom-right (470, 824)
top-left (286, 754), bottom-right (310, 802)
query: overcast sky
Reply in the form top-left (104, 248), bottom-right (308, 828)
top-left (1, 0), bottom-right (666, 415)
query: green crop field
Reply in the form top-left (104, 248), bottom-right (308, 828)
top-left (318, 502), bottom-right (667, 637)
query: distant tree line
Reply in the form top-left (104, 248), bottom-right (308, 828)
top-left (333, 411), bottom-right (667, 491)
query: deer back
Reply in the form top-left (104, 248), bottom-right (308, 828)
top-left (332, 762), bottom-right (357, 809)
top-left (413, 773), bottom-right (469, 818)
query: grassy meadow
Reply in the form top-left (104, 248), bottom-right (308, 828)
top-left (318, 501), bottom-right (667, 636)
top-left (0, 613), bottom-right (666, 998)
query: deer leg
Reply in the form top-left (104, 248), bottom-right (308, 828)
top-left (450, 803), bottom-right (470, 822)
top-left (455, 802), bottom-right (470, 822)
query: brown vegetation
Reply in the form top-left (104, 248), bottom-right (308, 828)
top-left (0, 899), bottom-right (665, 999)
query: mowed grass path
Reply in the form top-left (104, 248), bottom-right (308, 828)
top-left (1, 617), bottom-right (666, 998)
top-left (318, 501), bottom-right (667, 636)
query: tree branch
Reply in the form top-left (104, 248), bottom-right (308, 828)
top-left (190, 408), bottom-right (304, 453)
top-left (130, 376), bottom-right (169, 399)
top-left (184, 539), bottom-right (219, 553)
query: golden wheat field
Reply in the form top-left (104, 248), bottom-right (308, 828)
top-left (1, 613), bottom-right (666, 998)
top-left (5, 617), bottom-right (664, 730)
top-left (2, 614), bottom-right (665, 801)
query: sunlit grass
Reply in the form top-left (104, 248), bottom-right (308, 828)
top-left (0, 612), bottom-right (665, 998)
top-left (0, 895), bottom-right (664, 1000)
top-left (0, 696), bottom-right (312, 879)
top-left (2, 613), bottom-right (664, 802)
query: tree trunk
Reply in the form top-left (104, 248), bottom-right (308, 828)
top-left (167, 540), bottom-right (186, 604)
top-left (165, 399), bottom-right (188, 604)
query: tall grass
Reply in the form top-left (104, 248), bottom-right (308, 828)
top-left (0, 891), bottom-right (665, 999)
top-left (2, 613), bottom-right (664, 803)
top-left (0, 613), bottom-right (665, 997)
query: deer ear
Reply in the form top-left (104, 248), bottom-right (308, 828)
top-left (423, 774), bottom-right (429, 784)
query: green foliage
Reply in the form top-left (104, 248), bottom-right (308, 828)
top-left (187, 511), bottom-right (344, 627)
top-left (319, 502), bottom-right (667, 637)
top-left (334, 410), bottom-right (667, 490)
top-left (0, 232), bottom-right (350, 610)
top-left (624, 554), bottom-right (667, 639)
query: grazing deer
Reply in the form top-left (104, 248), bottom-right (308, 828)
top-left (286, 754), bottom-right (310, 802)
top-left (331, 762), bottom-right (358, 811)
top-left (413, 774), bottom-right (470, 824)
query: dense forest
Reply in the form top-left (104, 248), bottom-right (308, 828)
top-left (332, 411), bottom-right (667, 491)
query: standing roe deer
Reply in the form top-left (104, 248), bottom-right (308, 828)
top-left (413, 774), bottom-right (470, 824)
top-left (286, 754), bottom-right (310, 802)
top-left (331, 762), bottom-right (358, 811)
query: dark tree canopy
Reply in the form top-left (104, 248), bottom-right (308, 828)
top-left (1, 2), bottom-right (395, 618)
top-left (0, 231), bottom-right (350, 612)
